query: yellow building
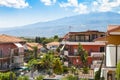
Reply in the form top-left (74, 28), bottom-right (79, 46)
top-left (95, 25), bottom-right (120, 80)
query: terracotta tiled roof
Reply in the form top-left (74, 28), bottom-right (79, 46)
top-left (107, 25), bottom-right (120, 32)
top-left (27, 46), bottom-right (33, 51)
top-left (0, 34), bottom-right (26, 43)
top-left (94, 36), bottom-right (106, 41)
top-left (26, 42), bottom-right (43, 50)
top-left (46, 42), bottom-right (60, 46)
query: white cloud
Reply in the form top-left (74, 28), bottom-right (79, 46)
top-left (60, 0), bottom-right (120, 14)
top-left (74, 4), bottom-right (89, 14)
top-left (92, 0), bottom-right (120, 12)
top-left (0, 0), bottom-right (29, 9)
top-left (60, 0), bottom-right (78, 7)
top-left (60, 0), bottom-right (88, 14)
top-left (41, 0), bottom-right (56, 6)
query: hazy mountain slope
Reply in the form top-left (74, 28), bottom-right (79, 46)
top-left (0, 12), bottom-right (120, 37)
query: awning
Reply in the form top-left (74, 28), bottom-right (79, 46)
top-left (14, 43), bottom-right (23, 48)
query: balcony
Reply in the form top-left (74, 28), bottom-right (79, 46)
top-left (91, 52), bottom-right (105, 57)
top-left (0, 54), bottom-right (11, 61)
top-left (0, 62), bottom-right (10, 72)
top-left (63, 50), bottom-right (79, 56)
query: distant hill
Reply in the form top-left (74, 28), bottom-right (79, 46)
top-left (0, 12), bottom-right (120, 37)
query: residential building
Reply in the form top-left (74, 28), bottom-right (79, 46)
top-left (61, 30), bottom-right (105, 68)
top-left (0, 34), bottom-right (26, 72)
top-left (63, 30), bottom-right (105, 42)
top-left (46, 42), bottom-right (60, 50)
top-left (95, 25), bottom-right (120, 80)
top-left (25, 42), bottom-right (43, 53)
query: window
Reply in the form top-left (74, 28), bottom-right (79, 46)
top-left (100, 34), bottom-right (105, 37)
top-left (92, 34), bottom-right (97, 40)
top-left (74, 49), bottom-right (78, 55)
top-left (80, 35), bottom-right (85, 41)
top-left (85, 36), bottom-right (89, 41)
top-left (100, 47), bottom-right (105, 52)
top-left (76, 36), bottom-right (80, 41)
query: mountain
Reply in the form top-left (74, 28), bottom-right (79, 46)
top-left (0, 12), bottom-right (120, 37)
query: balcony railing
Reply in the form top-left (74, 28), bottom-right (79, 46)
top-left (68, 39), bottom-right (91, 42)
top-left (0, 54), bottom-right (10, 58)
top-left (0, 64), bottom-right (10, 72)
top-left (63, 50), bottom-right (80, 56)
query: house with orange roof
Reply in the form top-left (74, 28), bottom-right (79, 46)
top-left (94, 25), bottom-right (120, 80)
top-left (46, 42), bottom-right (60, 50)
top-left (26, 42), bottom-right (43, 52)
top-left (0, 34), bottom-right (26, 72)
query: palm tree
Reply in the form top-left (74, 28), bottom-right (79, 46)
top-left (53, 58), bottom-right (63, 74)
top-left (33, 46), bottom-right (38, 59)
top-left (39, 52), bottom-right (54, 74)
top-left (27, 59), bottom-right (38, 78)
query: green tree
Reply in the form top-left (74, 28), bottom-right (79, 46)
top-left (94, 55), bottom-right (104, 80)
top-left (53, 58), bottom-right (63, 74)
top-left (70, 66), bottom-right (76, 74)
top-left (78, 43), bottom-right (89, 74)
top-left (0, 72), bottom-right (16, 80)
top-left (33, 46), bottom-right (38, 59)
top-left (28, 59), bottom-right (38, 68)
top-left (35, 37), bottom-right (40, 43)
top-left (116, 61), bottom-right (120, 80)
top-left (38, 51), bottom-right (64, 75)
top-left (39, 51), bottom-right (54, 74)
top-left (54, 35), bottom-right (59, 39)
top-left (28, 59), bottom-right (38, 78)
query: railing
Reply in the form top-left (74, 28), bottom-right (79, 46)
top-left (67, 39), bottom-right (91, 42)
top-left (91, 52), bottom-right (105, 57)
top-left (0, 54), bottom-right (10, 58)
top-left (91, 64), bottom-right (105, 69)
top-left (0, 64), bottom-right (10, 72)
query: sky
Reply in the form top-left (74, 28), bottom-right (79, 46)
top-left (0, 0), bottom-right (120, 28)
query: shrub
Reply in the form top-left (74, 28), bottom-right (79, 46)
top-left (63, 66), bottom-right (69, 73)
top-left (17, 76), bottom-right (29, 80)
top-left (0, 72), bottom-right (16, 80)
top-left (35, 75), bottom-right (44, 80)
top-left (62, 74), bottom-right (78, 80)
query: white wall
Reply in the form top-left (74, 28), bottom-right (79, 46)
top-left (14, 55), bottom-right (24, 63)
top-left (106, 44), bottom-right (116, 67)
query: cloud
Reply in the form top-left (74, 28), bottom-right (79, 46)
top-left (74, 4), bottom-right (89, 14)
top-left (92, 0), bottom-right (120, 12)
top-left (60, 0), bottom-right (89, 14)
top-left (0, 0), bottom-right (29, 9)
top-left (60, 0), bottom-right (78, 8)
top-left (60, 0), bottom-right (120, 14)
top-left (40, 0), bottom-right (56, 6)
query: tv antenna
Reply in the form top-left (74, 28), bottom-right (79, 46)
top-left (69, 26), bottom-right (72, 32)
